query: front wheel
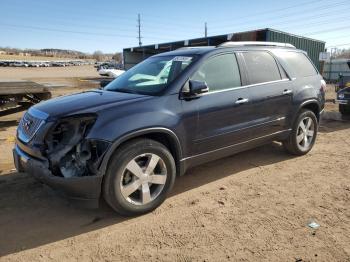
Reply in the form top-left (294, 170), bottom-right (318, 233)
top-left (283, 109), bottom-right (318, 155)
top-left (103, 139), bottom-right (176, 216)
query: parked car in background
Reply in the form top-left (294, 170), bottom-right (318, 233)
top-left (13, 42), bottom-right (325, 216)
top-left (336, 75), bottom-right (350, 115)
top-left (98, 68), bottom-right (125, 78)
top-left (28, 62), bottom-right (40, 67)
top-left (97, 62), bottom-right (125, 78)
top-left (0, 59), bottom-right (90, 68)
top-left (51, 62), bottom-right (65, 67)
top-left (40, 62), bottom-right (50, 67)
top-left (13, 61), bottom-right (28, 67)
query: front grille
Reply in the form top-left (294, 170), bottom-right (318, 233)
top-left (344, 92), bottom-right (350, 99)
top-left (18, 111), bottom-right (44, 143)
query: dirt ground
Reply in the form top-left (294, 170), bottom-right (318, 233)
top-left (0, 68), bottom-right (349, 261)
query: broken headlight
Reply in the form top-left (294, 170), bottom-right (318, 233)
top-left (45, 114), bottom-right (108, 178)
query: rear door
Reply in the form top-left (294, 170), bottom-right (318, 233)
top-left (238, 51), bottom-right (294, 138)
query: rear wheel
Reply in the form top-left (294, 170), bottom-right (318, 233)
top-left (103, 139), bottom-right (176, 216)
top-left (283, 109), bottom-right (318, 155)
top-left (339, 104), bottom-right (350, 115)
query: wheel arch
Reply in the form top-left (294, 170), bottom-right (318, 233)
top-left (99, 128), bottom-right (183, 176)
top-left (298, 99), bottom-right (321, 122)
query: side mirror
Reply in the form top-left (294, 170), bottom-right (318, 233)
top-left (182, 80), bottom-right (209, 98)
top-left (190, 80), bottom-right (209, 95)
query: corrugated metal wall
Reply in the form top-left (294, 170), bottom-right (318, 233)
top-left (266, 29), bottom-right (325, 71)
top-left (123, 29), bottom-right (325, 70)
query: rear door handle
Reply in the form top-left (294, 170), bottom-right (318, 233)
top-left (282, 89), bottom-right (293, 95)
top-left (235, 98), bottom-right (249, 105)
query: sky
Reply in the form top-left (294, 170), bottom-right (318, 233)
top-left (0, 0), bottom-right (349, 53)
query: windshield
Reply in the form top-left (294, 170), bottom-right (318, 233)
top-left (105, 55), bottom-right (194, 95)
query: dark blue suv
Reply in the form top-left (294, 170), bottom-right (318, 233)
top-left (13, 42), bottom-right (325, 216)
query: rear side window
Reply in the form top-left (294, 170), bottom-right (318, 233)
top-left (278, 51), bottom-right (318, 77)
top-left (241, 51), bottom-right (281, 84)
top-left (191, 53), bottom-right (241, 92)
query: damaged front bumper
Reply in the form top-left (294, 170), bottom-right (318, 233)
top-left (13, 144), bottom-right (104, 208)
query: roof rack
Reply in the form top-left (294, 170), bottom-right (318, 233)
top-left (218, 41), bottom-right (296, 48)
top-left (177, 46), bottom-right (214, 50)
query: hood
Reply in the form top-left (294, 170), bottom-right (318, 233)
top-left (33, 90), bottom-right (149, 119)
top-left (338, 87), bottom-right (350, 93)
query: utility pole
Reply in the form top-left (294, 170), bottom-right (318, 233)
top-left (204, 22), bottom-right (207, 37)
top-left (137, 13), bottom-right (142, 47)
top-left (329, 47), bottom-right (337, 81)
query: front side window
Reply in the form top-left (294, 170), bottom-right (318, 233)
top-left (105, 55), bottom-right (194, 95)
top-left (191, 53), bottom-right (241, 92)
top-left (242, 51), bottom-right (281, 84)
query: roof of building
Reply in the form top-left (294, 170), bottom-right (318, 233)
top-left (124, 28), bottom-right (325, 53)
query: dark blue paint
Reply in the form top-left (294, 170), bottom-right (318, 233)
top-left (14, 45), bottom-right (325, 204)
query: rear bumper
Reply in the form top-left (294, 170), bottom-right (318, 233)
top-left (13, 144), bottom-right (103, 208)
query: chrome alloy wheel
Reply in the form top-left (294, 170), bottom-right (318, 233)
top-left (296, 116), bottom-right (315, 151)
top-left (120, 153), bottom-right (167, 205)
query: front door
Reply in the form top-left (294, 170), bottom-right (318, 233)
top-left (184, 53), bottom-right (257, 156)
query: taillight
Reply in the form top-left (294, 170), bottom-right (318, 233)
top-left (320, 79), bottom-right (326, 93)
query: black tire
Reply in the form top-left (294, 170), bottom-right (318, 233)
top-left (103, 138), bottom-right (176, 216)
top-left (283, 109), bottom-right (318, 155)
top-left (339, 104), bottom-right (350, 115)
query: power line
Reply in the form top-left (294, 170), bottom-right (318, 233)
top-left (4, 7), bottom-right (347, 40)
top-left (1, 0), bottom-right (201, 28)
top-left (1, 13), bottom-right (200, 38)
top-left (0, 23), bottom-right (135, 38)
top-left (207, 0), bottom-right (328, 24)
top-left (2, 21), bottom-right (349, 48)
top-left (4, 8), bottom-right (346, 43)
top-left (2, 0), bottom-right (348, 40)
top-left (306, 25), bottom-right (350, 36)
top-left (209, 11), bottom-right (350, 39)
top-left (277, 13), bottom-right (350, 31)
top-left (326, 42), bottom-right (350, 48)
top-left (2, 0), bottom-right (349, 37)
top-left (1, 0), bottom-right (350, 49)
top-left (0, 23), bottom-right (178, 42)
top-left (209, 0), bottom-right (350, 29)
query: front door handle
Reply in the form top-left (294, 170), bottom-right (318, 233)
top-left (282, 89), bottom-right (293, 95)
top-left (235, 98), bottom-right (249, 105)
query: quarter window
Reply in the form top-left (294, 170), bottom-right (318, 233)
top-left (242, 51), bottom-right (281, 84)
top-left (277, 51), bottom-right (318, 77)
top-left (191, 53), bottom-right (241, 92)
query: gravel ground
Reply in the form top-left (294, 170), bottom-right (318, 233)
top-left (0, 69), bottom-right (349, 261)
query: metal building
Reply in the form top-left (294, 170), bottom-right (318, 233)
top-left (123, 28), bottom-right (325, 70)
top-left (323, 59), bottom-right (350, 81)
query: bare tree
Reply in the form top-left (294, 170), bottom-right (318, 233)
top-left (112, 52), bottom-right (122, 62)
top-left (93, 50), bottom-right (104, 61)
top-left (335, 48), bottom-right (350, 59)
